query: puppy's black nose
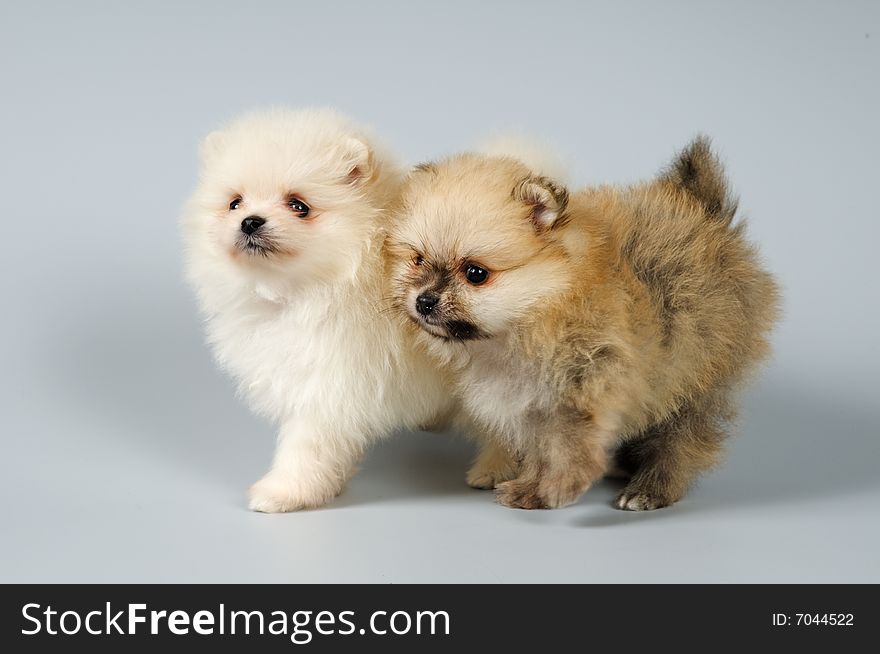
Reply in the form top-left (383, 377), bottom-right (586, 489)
top-left (416, 293), bottom-right (439, 316)
top-left (241, 216), bottom-right (266, 235)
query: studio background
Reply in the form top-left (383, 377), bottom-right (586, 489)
top-left (1, 0), bottom-right (877, 582)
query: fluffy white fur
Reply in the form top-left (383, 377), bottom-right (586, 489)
top-left (181, 108), bottom-right (452, 512)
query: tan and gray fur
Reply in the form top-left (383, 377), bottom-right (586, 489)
top-left (388, 138), bottom-right (780, 510)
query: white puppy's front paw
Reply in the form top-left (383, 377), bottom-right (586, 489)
top-left (247, 473), bottom-right (342, 513)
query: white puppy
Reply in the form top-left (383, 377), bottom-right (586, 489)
top-left (181, 108), bottom-right (452, 512)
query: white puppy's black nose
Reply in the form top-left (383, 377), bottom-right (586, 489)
top-left (416, 293), bottom-right (439, 316)
top-left (241, 216), bottom-right (266, 235)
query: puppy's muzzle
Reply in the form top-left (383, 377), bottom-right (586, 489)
top-left (415, 292), bottom-right (439, 316)
top-left (240, 215), bottom-right (266, 235)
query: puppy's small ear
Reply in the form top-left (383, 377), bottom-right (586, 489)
top-left (514, 176), bottom-right (569, 230)
top-left (339, 137), bottom-right (373, 184)
top-left (199, 131), bottom-right (226, 165)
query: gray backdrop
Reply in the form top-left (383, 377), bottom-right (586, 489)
top-left (1, 0), bottom-right (877, 582)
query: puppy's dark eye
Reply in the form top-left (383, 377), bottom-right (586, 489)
top-left (287, 197), bottom-right (310, 218)
top-left (464, 264), bottom-right (489, 285)
top-left (413, 254), bottom-right (424, 266)
top-left (229, 197), bottom-right (242, 211)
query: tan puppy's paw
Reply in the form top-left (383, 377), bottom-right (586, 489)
top-left (615, 488), bottom-right (675, 512)
top-left (496, 469), bottom-right (594, 510)
top-left (466, 444), bottom-right (518, 489)
top-left (247, 473), bottom-right (341, 513)
top-left (495, 478), bottom-right (545, 509)
top-left (466, 467), bottom-right (511, 490)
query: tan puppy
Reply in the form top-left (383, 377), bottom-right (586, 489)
top-left (389, 138), bottom-right (780, 510)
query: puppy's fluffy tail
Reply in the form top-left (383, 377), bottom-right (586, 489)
top-left (659, 136), bottom-right (738, 224)
top-left (477, 133), bottom-right (570, 184)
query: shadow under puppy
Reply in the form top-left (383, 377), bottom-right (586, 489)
top-left (182, 108), bottom-right (453, 512)
top-left (389, 138), bottom-right (780, 510)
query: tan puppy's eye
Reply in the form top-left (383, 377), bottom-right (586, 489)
top-left (413, 254), bottom-right (424, 266)
top-left (463, 263), bottom-right (490, 285)
top-left (287, 196), bottom-right (310, 219)
top-left (229, 196), bottom-right (242, 211)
